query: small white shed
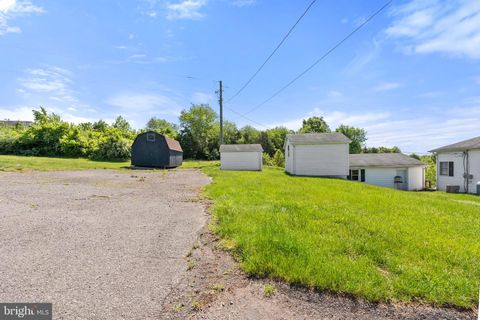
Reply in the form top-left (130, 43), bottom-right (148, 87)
top-left (349, 153), bottom-right (427, 190)
top-left (284, 133), bottom-right (351, 178)
top-left (220, 144), bottom-right (263, 171)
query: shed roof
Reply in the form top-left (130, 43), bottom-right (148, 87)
top-left (220, 144), bottom-right (263, 152)
top-left (429, 136), bottom-right (480, 153)
top-left (349, 153), bottom-right (427, 168)
top-left (286, 133), bottom-right (351, 145)
top-left (164, 136), bottom-right (183, 152)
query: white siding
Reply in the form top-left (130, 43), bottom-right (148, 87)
top-left (407, 166), bottom-right (425, 190)
top-left (364, 168), bottom-right (398, 189)
top-left (437, 150), bottom-right (480, 194)
top-left (285, 142), bottom-right (294, 174)
top-left (436, 152), bottom-right (466, 192)
top-left (220, 152), bottom-right (262, 171)
top-left (351, 166), bottom-right (424, 190)
top-left (469, 150), bottom-right (480, 194)
top-left (292, 144), bottom-right (349, 177)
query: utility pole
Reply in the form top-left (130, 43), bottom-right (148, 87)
top-left (219, 80), bottom-right (223, 145)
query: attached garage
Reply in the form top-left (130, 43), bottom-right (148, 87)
top-left (220, 144), bottom-right (263, 171)
top-left (349, 153), bottom-right (427, 190)
top-left (131, 131), bottom-right (183, 168)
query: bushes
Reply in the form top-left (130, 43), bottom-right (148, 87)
top-left (263, 150), bottom-right (285, 167)
top-left (0, 108), bottom-right (134, 161)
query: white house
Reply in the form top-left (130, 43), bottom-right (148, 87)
top-left (349, 153), bottom-right (427, 190)
top-left (284, 133), bottom-right (351, 178)
top-left (220, 144), bottom-right (263, 171)
top-left (429, 136), bottom-right (480, 194)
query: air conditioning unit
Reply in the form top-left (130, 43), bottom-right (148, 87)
top-left (446, 185), bottom-right (460, 193)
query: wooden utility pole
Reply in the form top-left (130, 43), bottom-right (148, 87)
top-left (219, 80), bottom-right (224, 145)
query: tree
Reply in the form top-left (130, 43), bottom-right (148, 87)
top-left (239, 125), bottom-right (261, 144)
top-left (362, 146), bottom-right (402, 153)
top-left (298, 116), bottom-right (331, 133)
top-left (178, 104), bottom-right (218, 159)
top-left (335, 125), bottom-right (367, 154)
top-left (92, 120), bottom-right (109, 132)
top-left (259, 131), bottom-right (275, 156)
top-left (113, 116), bottom-right (132, 133)
top-left (266, 126), bottom-right (292, 154)
top-left (146, 117), bottom-right (178, 139)
top-left (409, 153), bottom-right (421, 160)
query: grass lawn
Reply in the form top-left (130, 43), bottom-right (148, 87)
top-left (0, 155), bottom-right (217, 171)
top-left (203, 166), bottom-right (480, 309)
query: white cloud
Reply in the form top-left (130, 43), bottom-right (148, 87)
top-left (372, 82), bottom-right (402, 92)
top-left (386, 0), bottom-right (480, 59)
top-left (166, 0), bottom-right (207, 20)
top-left (106, 93), bottom-right (181, 115)
top-left (0, 0), bottom-right (43, 36)
top-left (267, 108), bottom-right (390, 132)
top-left (19, 67), bottom-right (77, 103)
top-left (0, 106), bottom-right (34, 121)
top-left (265, 100), bottom-right (480, 152)
top-left (231, 0), bottom-right (256, 7)
top-left (191, 91), bottom-right (214, 104)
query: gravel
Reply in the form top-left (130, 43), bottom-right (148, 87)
top-left (0, 169), bottom-right (210, 319)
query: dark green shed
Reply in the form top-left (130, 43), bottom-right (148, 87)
top-left (131, 131), bottom-right (183, 168)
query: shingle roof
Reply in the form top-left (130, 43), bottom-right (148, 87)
top-left (165, 136), bottom-right (183, 152)
top-left (286, 133), bottom-right (351, 145)
top-left (349, 153), bottom-right (427, 168)
top-left (220, 144), bottom-right (263, 152)
top-left (429, 136), bottom-right (480, 153)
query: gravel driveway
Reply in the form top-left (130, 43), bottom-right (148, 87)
top-left (0, 169), bottom-right (210, 319)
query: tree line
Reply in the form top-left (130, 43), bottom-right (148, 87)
top-left (0, 104), bottom-right (403, 163)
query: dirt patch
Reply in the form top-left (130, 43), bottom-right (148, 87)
top-left (162, 224), bottom-right (477, 320)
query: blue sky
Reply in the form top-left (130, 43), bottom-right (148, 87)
top-left (0, 0), bottom-right (479, 153)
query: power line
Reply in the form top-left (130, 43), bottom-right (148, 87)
top-left (225, 106), bottom-right (270, 129)
top-left (237, 0), bottom-right (393, 119)
top-left (225, 0), bottom-right (318, 104)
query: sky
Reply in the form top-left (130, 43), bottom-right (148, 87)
top-left (0, 0), bottom-right (479, 153)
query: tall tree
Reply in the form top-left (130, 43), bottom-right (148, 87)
top-left (298, 116), bottom-right (331, 133)
top-left (335, 125), bottom-right (367, 154)
top-left (146, 117), bottom-right (178, 139)
top-left (266, 126), bottom-right (292, 154)
top-left (113, 116), bottom-right (132, 133)
top-left (239, 125), bottom-right (261, 144)
top-left (179, 104), bottom-right (218, 159)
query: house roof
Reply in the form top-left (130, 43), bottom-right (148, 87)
top-left (349, 153), bottom-right (427, 168)
top-left (429, 136), bottom-right (480, 153)
top-left (220, 144), bottom-right (263, 152)
top-left (286, 133), bottom-right (351, 145)
top-left (165, 136), bottom-right (183, 152)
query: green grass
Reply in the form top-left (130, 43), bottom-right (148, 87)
top-left (203, 166), bottom-right (480, 309)
top-left (0, 155), bottom-right (217, 171)
top-left (0, 155), bottom-right (130, 171)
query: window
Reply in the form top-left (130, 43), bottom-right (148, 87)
top-left (147, 133), bottom-right (156, 142)
top-left (349, 169), bottom-right (365, 182)
top-left (351, 169), bottom-right (359, 181)
top-left (440, 161), bottom-right (454, 176)
top-left (287, 145), bottom-right (290, 157)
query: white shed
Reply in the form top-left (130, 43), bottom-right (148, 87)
top-left (429, 136), bottom-right (480, 194)
top-left (284, 133), bottom-right (351, 178)
top-left (220, 144), bottom-right (263, 171)
top-left (349, 153), bottom-right (427, 190)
